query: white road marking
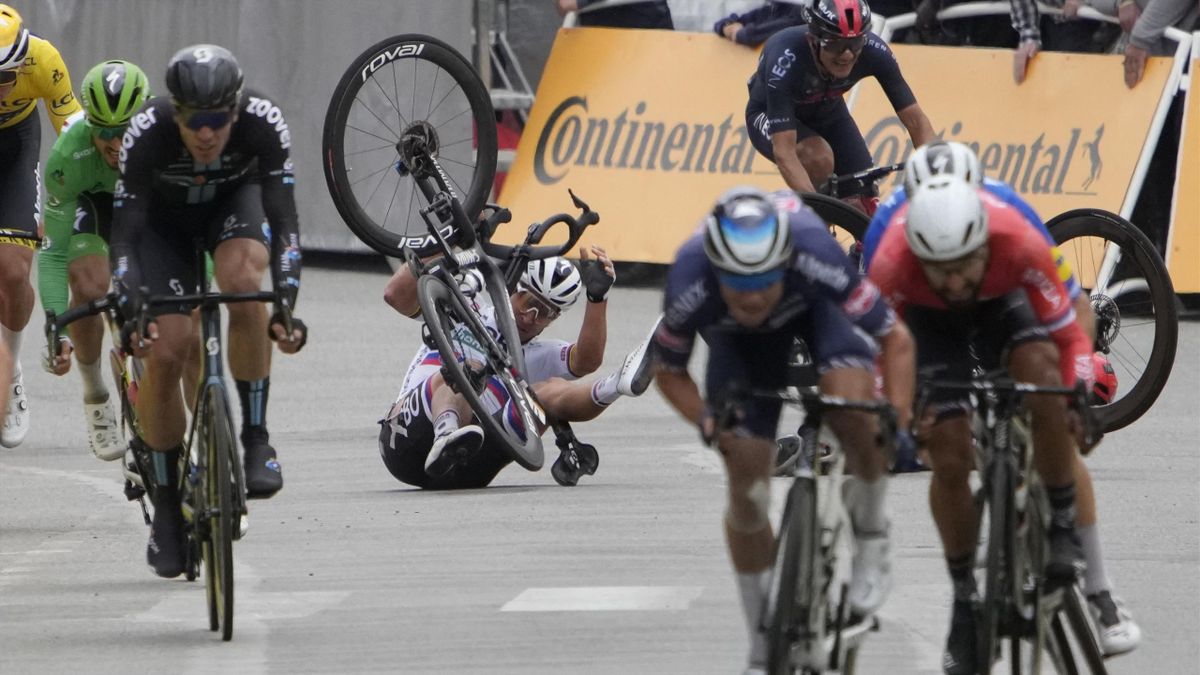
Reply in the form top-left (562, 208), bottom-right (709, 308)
top-left (501, 586), bottom-right (704, 612)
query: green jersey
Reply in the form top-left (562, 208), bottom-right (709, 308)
top-left (38, 121), bottom-right (118, 315)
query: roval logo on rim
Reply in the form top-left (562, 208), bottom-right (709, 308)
top-left (360, 43), bottom-right (427, 82)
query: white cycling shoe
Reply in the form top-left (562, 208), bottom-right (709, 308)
top-left (848, 530), bottom-right (893, 617)
top-left (85, 399), bottom-right (125, 461)
top-left (1087, 590), bottom-right (1142, 656)
top-left (616, 316), bottom-right (661, 397)
top-left (1, 371), bottom-right (29, 448)
top-left (425, 425), bottom-right (484, 477)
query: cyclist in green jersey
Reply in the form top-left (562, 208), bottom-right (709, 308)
top-left (39, 60), bottom-right (149, 461)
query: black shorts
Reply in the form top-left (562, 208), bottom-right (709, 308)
top-left (131, 182), bottom-right (271, 315)
top-left (746, 99), bottom-right (876, 197)
top-left (377, 382), bottom-right (511, 490)
top-left (0, 114), bottom-right (42, 248)
top-left (76, 191), bottom-right (114, 241)
top-left (906, 291), bottom-right (1051, 418)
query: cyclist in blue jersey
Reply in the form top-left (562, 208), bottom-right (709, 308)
top-left (650, 186), bottom-right (915, 674)
top-left (745, 0), bottom-right (934, 212)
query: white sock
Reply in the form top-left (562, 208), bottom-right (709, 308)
top-left (433, 410), bottom-right (460, 438)
top-left (844, 475), bottom-right (889, 535)
top-left (1, 325), bottom-right (22, 373)
top-left (590, 373), bottom-right (621, 407)
top-left (737, 571), bottom-right (770, 664)
top-left (78, 357), bottom-right (108, 404)
top-left (1079, 523), bottom-right (1112, 596)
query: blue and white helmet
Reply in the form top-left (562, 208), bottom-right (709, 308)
top-left (704, 186), bottom-right (792, 277)
top-left (520, 256), bottom-right (582, 311)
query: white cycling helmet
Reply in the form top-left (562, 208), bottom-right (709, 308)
top-left (520, 256), bottom-right (581, 311)
top-left (704, 186), bottom-right (792, 278)
top-left (904, 175), bottom-right (989, 262)
top-left (903, 141), bottom-right (982, 196)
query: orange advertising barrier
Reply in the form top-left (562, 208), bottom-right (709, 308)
top-left (501, 29), bottom-right (1173, 264)
top-left (1166, 59), bottom-right (1199, 293)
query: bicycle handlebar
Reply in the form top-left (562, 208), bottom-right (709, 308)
top-left (478, 189), bottom-right (599, 263)
top-left (819, 163), bottom-right (904, 199)
top-left (714, 385), bottom-right (898, 435)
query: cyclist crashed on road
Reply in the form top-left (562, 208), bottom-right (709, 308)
top-left (379, 246), bottom-right (654, 489)
top-left (649, 186), bottom-right (916, 674)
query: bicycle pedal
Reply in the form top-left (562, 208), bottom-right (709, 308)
top-left (551, 454), bottom-right (582, 487)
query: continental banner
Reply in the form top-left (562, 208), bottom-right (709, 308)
top-left (1166, 58), bottom-right (1199, 293)
top-left (501, 29), bottom-right (1172, 264)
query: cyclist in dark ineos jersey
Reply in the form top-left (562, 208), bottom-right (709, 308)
top-left (746, 0), bottom-right (934, 213)
top-left (110, 44), bottom-right (307, 579)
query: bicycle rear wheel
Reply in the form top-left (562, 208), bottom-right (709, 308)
top-left (766, 476), bottom-right (818, 675)
top-left (802, 193), bottom-right (870, 260)
top-left (417, 275), bottom-right (544, 470)
top-left (980, 457), bottom-right (1016, 672)
top-left (323, 33), bottom-right (498, 258)
top-left (199, 385), bottom-right (237, 641)
top-left (1047, 209), bottom-right (1178, 432)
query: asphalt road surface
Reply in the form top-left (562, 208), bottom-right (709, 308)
top-left (2, 264), bottom-right (1197, 674)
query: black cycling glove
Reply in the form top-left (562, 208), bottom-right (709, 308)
top-left (579, 258), bottom-right (614, 303)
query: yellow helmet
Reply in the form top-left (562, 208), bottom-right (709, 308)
top-left (0, 4), bottom-right (30, 72)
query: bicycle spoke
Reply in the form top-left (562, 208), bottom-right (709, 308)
top-left (344, 122), bottom-right (398, 147)
top-left (381, 167), bottom-right (406, 233)
top-left (426, 79), bottom-right (463, 121)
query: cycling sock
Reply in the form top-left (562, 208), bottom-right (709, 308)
top-left (1, 324), bottom-right (22, 365)
top-left (947, 552), bottom-right (977, 601)
top-left (149, 446), bottom-right (183, 493)
top-left (78, 356), bottom-right (108, 404)
top-left (736, 571), bottom-right (769, 663)
top-left (590, 373), bottom-right (620, 407)
top-left (1078, 523), bottom-right (1112, 596)
top-left (433, 410), bottom-right (461, 438)
top-left (236, 377), bottom-right (270, 441)
top-left (1046, 482), bottom-right (1077, 531)
top-left (844, 475), bottom-right (889, 535)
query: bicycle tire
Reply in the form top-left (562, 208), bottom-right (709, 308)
top-left (199, 385), bottom-right (237, 641)
top-left (802, 192), bottom-right (870, 245)
top-left (1047, 209), bottom-right (1178, 432)
top-left (323, 34), bottom-right (497, 258)
top-left (417, 274), bottom-right (544, 470)
top-left (980, 457), bottom-right (1016, 673)
top-left (766, 476), bottom-right (819, 675)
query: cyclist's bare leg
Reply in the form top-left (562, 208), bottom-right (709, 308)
top-left (717, 433), bottom-right (776, 573)
top-left (428, 371), bottom-right (474, 428)
top-left (1007, 341), bottom-right (1076, 486)
top-left (821, 367), bottom-right (886, 481)
top-left (0, 341), bottom-right (10, 415)
top-left (181, 309), bottom-right (203, 413)
top-left (925, 415), bottom-right (978, 559)
top-left (1075, 454), bottom-right (1096, 527)
top-left (530, 377), bottom-right (605, 422)
top-left (213, 238), bottom-right (270, 381)
top-left (0, 245), bottom-right (34, 335)
top-left (135, 314), bottom-right (192, 451)
top-left (796, 136), bottom-right (834, 190)
top-left (67, 255), bottom-right (111, 397)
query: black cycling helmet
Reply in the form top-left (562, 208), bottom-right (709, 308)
top-left (804, 0), bottom-right (872, 39)
top-left (165, 44), bottom-right (243, 109)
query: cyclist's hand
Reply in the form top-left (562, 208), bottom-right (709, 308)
top-left (121, 319), bottom-right (158, 358)
top-left (42, 335), bottom-right (74, 376)
top-left (269, 312), bottom-right (308, 354)
top-left (699, 407), bottom-right (718, 446)
top-left (1013, 39), bottom-right (1039, 84)
top-left (890, 429), bottom-right (928, 473)
top-left (578, 245), bottom-right (615, 303)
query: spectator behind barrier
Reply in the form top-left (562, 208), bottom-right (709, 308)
top-left (713, 1), bottom-right (807, 46)
top-left (555, 0), bottom-right (674, 29)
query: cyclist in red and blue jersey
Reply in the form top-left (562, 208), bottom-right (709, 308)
top-left (746, 0), bottom-right (934, 211)
top-left (867, 175), bottom-right (1104, 673)
top-left (650, 186), bottom-right (915, 674)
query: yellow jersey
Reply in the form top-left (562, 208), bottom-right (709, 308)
top-left (0, 33), bottom-right (81, 134)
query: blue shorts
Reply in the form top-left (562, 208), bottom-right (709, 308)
top-left (746, 100), bottom-right (876, 197)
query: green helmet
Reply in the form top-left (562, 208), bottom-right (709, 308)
top-left (80, 60), bottom-right (151, 127)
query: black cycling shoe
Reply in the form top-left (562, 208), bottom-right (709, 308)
top-left (147, 495), bottom-right (186, 579)
top-left (942, 599), bottom-right (978, 675)
top-left (1045, 525), bottom-right (1084, 585)
top-left (244, 437), bottom-right (283, 499)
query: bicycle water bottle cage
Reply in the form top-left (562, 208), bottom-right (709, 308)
top-left (396, 121), bottom-right (439, 179)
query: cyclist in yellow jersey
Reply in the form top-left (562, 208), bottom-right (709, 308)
top-left (0, 4), bottom-right (82, 447)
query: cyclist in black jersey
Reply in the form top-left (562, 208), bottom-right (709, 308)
top-left (110, 44), bottom-right (307, 579)
top-left (746, 0), bottom-right (934, 211)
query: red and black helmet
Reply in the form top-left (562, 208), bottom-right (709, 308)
top-left (1090, 352), bottom-right (1118, 405)
top-left (804, 0), bottom-right (873, 39)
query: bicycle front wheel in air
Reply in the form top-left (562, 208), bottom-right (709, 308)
top-left (765, 476), bottom-right (819, 675)
top-left (417, 275), bottom-right (544, 471)
top-left (1048, 209), bottom-right (1178, 432)
top-left (323, 34), bottom-right (498, 258)
top-left (199, 385), bottom-right (237, 641)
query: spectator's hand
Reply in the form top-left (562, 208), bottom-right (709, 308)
top-left (578, 245), bottom-right (615, 302)
top-left (1062, 0), bottom-right (1083, 19)
top-left (555, 0), bottom-right (579, 17)
top-left (722, 22), bottom-right (744, 41)
top-left (915, 0), bottom-right (941, 35)
top-left (1118, 0), bottom-right (1140, 33)
top-left (1013, 40), bottom-right (1040, 84)
top-left (1124, 43), bottom-right (1148, 88)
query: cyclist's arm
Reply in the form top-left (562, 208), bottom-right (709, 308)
top-left (567, 298), bottom-right (606, 376)
top-left (383, 264), bottom-right (422, 318)
top-left (36, 40), bottom-right (83, 135)
top-left (771, 129), bottom-right (817, 193)
top-left (245, 94), bottom-right (302, 312)
top-left (877, 317), bottom-right (915, 430)
top-left (896, 103), bottom-right (935, 148)
top-left (656, 365), bottom-right (707, 428)
top-left (36, 149), bottom-right (76, 315)
top-left (1017, 236), bottom-right (1092, 387)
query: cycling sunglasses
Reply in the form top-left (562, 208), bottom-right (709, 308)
top-left (176, 106), bottom-right (236, 131)
top-left (88, 122), bottom-right (127, 141)
top-left (0, 69), bottom-right (16, 86)
top-left (817, 34), bottom-right (867, 55)
top-left (517, 290), bottom-right (561, 323)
